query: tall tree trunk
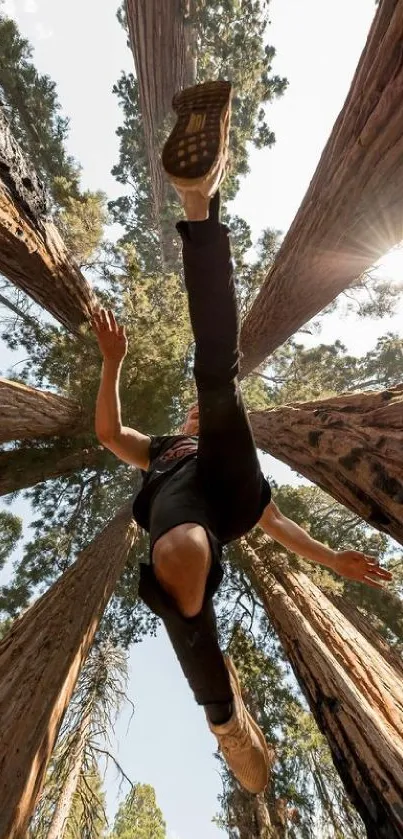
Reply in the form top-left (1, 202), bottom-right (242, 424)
top-left (46, 712), bottom-right (90, 839)
top-left (250, 385), bottom-right (403, 545)
top-left (327, 592), bottom-right (403, 676)
top-left (0, 105), bottom-right (96, 333)
top-left (125, 0), bottom-right (196, 237)
top-left (0, 503), bottom-right (137, 839)
top-left (242, 542), bottom-right (403, 838)
top-left (240, 1), bottom-right (403, 375)
top-left (0, 443), bottom-right (106, 496)
top-left (0, 378), bottom-right (84, 443)
top-left (227, 785), bottom-right (278, 839)
top-left (253, 795), bottom-right (278, 839)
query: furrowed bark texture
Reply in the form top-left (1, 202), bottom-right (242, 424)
top-left (0, 445), bottom-right (106, 496)
top-left (243, 544), bottom-right (403, 838)
top-left (0, 378), bottom-right (83, 443)
top-left (0, 503), bottom-right (137, 839)
top-left (125, 0), bottom-right (196, 216)
top-left (250, 385), bottom-right (403, 545)
top-left (0, 106), bottom-right (96, 333)
top-left (240, 1), bottom-right (403, 375)
top-left (327, 592), bottom-right (403, 679)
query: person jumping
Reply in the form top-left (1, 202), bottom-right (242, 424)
top-left (92, 80), bottom-right (392, 794)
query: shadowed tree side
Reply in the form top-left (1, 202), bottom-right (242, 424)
top-left (0, 378), bottom-right (84, 443)
top-left (242, 540), bottom-right (403, 838)
top-left (0, 106), bottom-right (97, 333)
top-left (240, 1), bottom-right (403, 374)
top-left (0, 503), bottom-right (137, 839)
top-left (250, 384), bottom-right (403, 545)
top-left (0, 444), bottom-right (107, 496)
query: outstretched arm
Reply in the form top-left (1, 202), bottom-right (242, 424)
top-left (92, 309), bottom-right (151, 470)
top-left (259, 501), bottom-right (393, 589)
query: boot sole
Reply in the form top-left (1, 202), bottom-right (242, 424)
top-left (162, 80), bottom-right (232, 190)
top-left (226, 657), bottom-right (271, 792)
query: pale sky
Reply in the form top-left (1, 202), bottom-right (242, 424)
top-left (1, 1), bottom-right (402, 838)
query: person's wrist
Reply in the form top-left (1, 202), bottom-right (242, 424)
top-left (102, 355), bottom-right (124, 368)
top-left (326, 549), bottom-right (339, 570)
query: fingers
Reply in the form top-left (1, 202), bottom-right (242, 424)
top-left (108, 309), bottom-right (119, 334)
top-left (91, 307), bottom-right (120, 334)
top-left (363, 557), bottom-right (393, 580)
top-left (91, 310), bottom-right (102, 331)
top-left (368, 567), bottom-right (393, 580)
top-left (363, 576), bottom-right (386, 590)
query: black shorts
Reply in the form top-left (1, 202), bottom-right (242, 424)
top-left (148, 459), bottom-right (270, 598)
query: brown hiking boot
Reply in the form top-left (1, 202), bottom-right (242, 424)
top-left (207, 657), bottom-right (273, 794)
top-left (162, 79), bottom-right (232, 220)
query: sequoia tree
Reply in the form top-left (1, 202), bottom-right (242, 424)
top-left (250, 384), bottom-right (403, 545)
top-left (125, 0), bottom-right (195, 218)
top-left (0, 378), bottom-right (84, 443)
top-left (0, 443), bottom-right (106, 497)
top-left (0, 106), bottom-right (97, 332)
top-left (240, 0), bottom-right (403, 374)
top-left (0, 503), bottom-right (136, 839)
top-left (242, 539), bottom-right (403, 838)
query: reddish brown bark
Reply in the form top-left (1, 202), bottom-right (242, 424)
top-left (0, 378), bottom-right (84, 443)
top-left (125, 0), bottom-right (196, 217)
top-left (0, 444), bottom-right (106, 496)
top-left (240, 1), bottom-right (403, 375)
top-left (326, 592), bottom-right (403, 679)
top-left (243, 542), bottom-right (403, 838)
top-left (0, 106), bottom-right (96, 333)
top-left (0, 503), bottom-right (137, 839)
top-left (250, 385), bottom-right (403, 546)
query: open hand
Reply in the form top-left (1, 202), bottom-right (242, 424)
top-left (92, 308), bottom-right (128, 364)
top-left (334, 550), bottom-right (393, 589)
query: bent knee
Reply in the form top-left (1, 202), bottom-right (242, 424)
top-left (152, 523), bottom-right (211, 617)
top-left (153, 523), bottom-right (210, 567)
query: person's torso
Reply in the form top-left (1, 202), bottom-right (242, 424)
top-left (132, 435), bottom-right (198, 530)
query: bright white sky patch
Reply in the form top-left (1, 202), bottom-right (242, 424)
top-left (34, 21), bottom-right (52, 39)
top-left (24, 0), bottom-right (37, 14)
top-left (376, 246), bottom-right (403, 287)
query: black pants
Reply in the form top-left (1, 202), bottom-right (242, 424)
top-left (138, 208), bottom-right (270, 707)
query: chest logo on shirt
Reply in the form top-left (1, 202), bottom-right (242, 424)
top-left (160, 441), bottom-right (197, 463)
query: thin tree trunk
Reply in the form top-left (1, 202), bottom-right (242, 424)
top-left (125, 0), bottom-right (196, 221)
top-left (0, 105), bottom-right (96, 333)
top-left (242, 542), bottom-right (403, 838)
top-left (0, 378), bottom-right (84, 443)
top-left (0, 290), bottom-right (37, 327)
top-left (254, 794), bottom-right (277, 839)
top-left (240, 1), bottom-right (403, 375)
top-left (250, 385), bottom-right (403, 545)
top-left (0, 444), bottom-right (106, 496)
top-left (309, 750), bottom-right (355, 837)
top-left (46, 712), bottom-right (90, 839)
top-left (0, 503), bottom-right (137, 839)
top-left (242, 689), bottom-right (284, 838)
